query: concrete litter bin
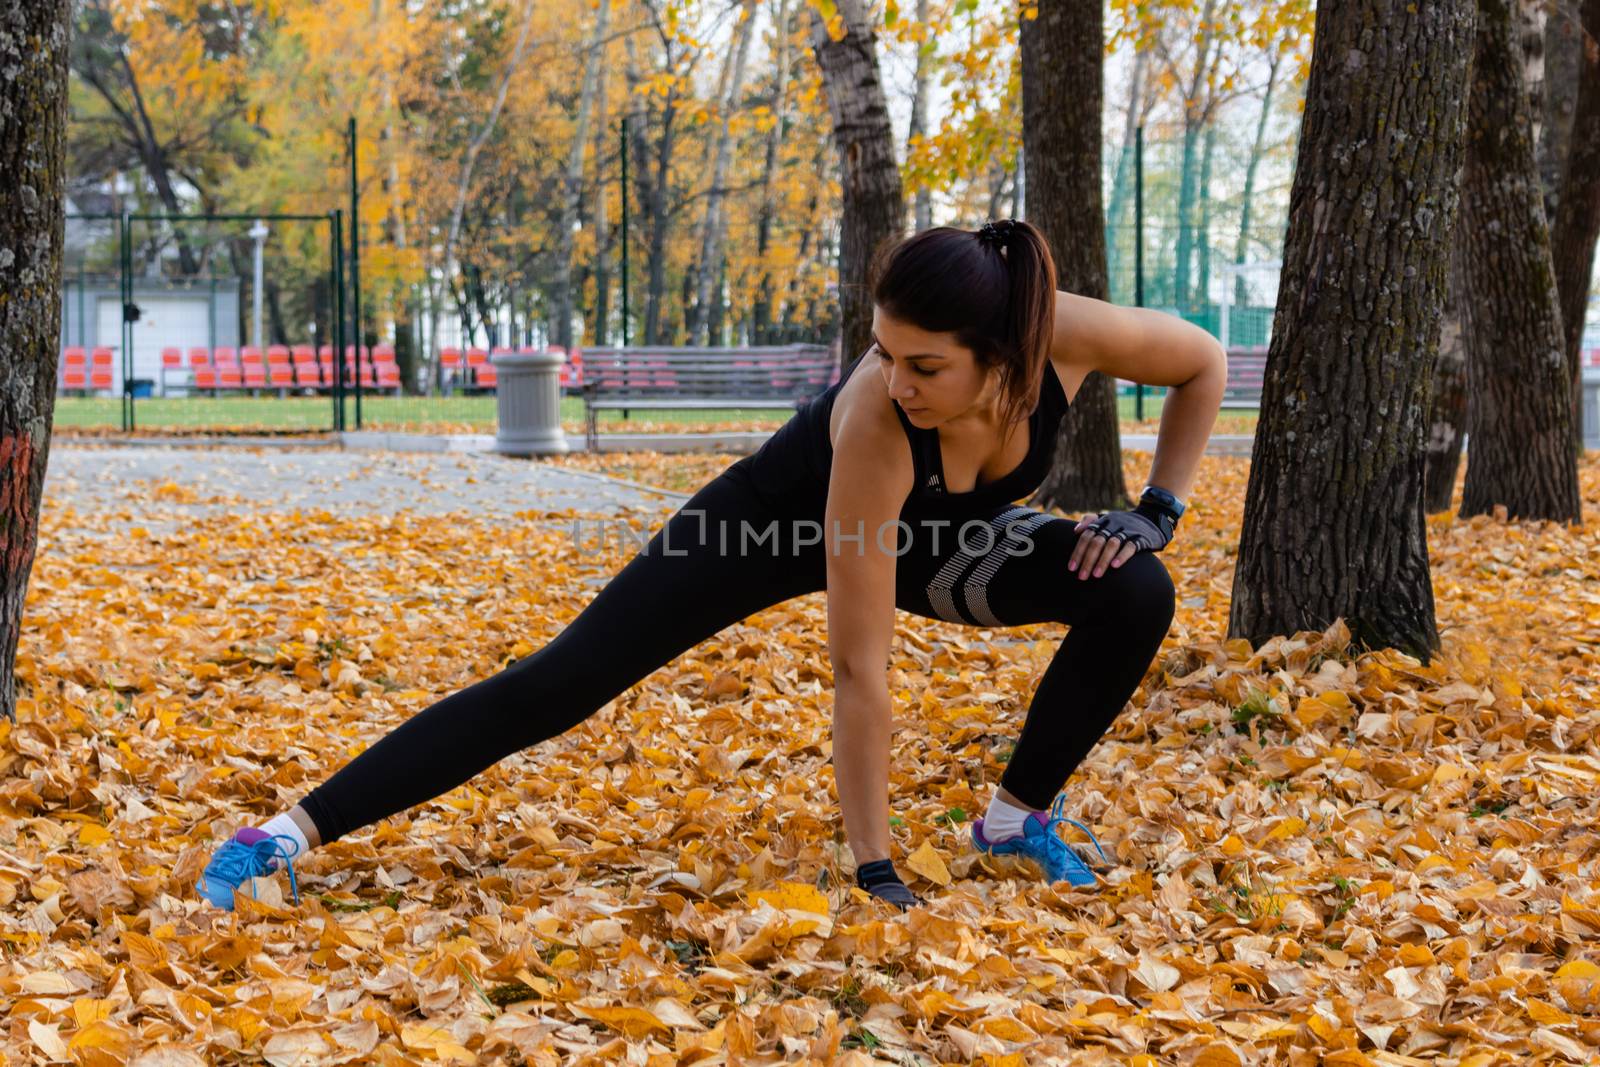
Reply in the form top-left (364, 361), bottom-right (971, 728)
top-left (492, 349), bottom-right (570, 457)
top-left (1584, 363), bottom-right (1599, 453)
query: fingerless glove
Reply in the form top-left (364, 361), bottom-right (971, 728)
top-left (1084, 489), bottom-right (1183, 553)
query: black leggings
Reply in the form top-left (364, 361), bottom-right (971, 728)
top-left (297, 463), bottom-right (1176, 845)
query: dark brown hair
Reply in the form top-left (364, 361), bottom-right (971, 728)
top-left (868, 219), bottom-right (1058, 435)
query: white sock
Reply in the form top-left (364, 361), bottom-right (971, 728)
top-left (258, 813), bottom-right (311, 858)
top-left (982, 793), bottom-right (1037, 842)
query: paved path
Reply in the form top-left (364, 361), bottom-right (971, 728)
top-left (43, 444), bottom-right (680, 533)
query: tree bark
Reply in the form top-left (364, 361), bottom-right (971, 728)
top-left (553, 0), bottom-right (610, 352)
top-left (1228, 0), bottom-right (1475, 662)
top-left (1020, 0), bottom-right (1123, 516)
top-left (1459, 0), bottom-right (1582, 523)
top-left (1539, 0), bottom-right (1585, 224)
top-left (808, 0), bottom-right (905, 375)
top-left (1425, 223), bottom-right (1470, 512)
top-left (0, 0), bottom-right (69, 723)
top-left (1551, 0), bottom-right (1600, 450)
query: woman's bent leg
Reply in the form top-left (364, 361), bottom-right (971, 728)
top-left (297, 471), bottom-right (825, 845)
top-left (894, 505), bottom-right (1176, 810)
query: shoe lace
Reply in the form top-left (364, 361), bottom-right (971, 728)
top-left (208, 835), bottom-right (302, 905)
top-left (1044, 795), bottom-right (1109, 867)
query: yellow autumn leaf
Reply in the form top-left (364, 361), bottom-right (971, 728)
top-left (904, 839), bottom-right (952, 886)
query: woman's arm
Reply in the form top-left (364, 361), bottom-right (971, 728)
top-left (823, 401), bottom-right (915, 865)
top-left (1052, 289), bottom-right (1227, 501)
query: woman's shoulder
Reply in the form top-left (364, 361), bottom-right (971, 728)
top-left (827, 353), bottom-right (901, 450)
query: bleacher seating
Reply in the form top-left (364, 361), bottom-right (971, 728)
top-left (1222, 346), bottom-right (1268, 408)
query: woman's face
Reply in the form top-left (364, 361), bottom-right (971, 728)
top-left (869, 308), bottom-right (996, 426)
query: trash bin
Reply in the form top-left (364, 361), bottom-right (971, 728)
top-left (492, 350), bottom-right (570, 456)
top-left (1583, 364), bottom-right (1599, 452)
top-left (128, 378), bottom-right (155, 398)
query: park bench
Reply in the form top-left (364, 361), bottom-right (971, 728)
top-left (1222, 346), bottom-right (1268, 408)
top-left (579, 344), bottom-right (838, 450)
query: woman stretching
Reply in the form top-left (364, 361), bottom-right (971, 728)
top-left (196, 219), bottom-right (1225, 910)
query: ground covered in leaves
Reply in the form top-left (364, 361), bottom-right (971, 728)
top-left (3, 449), bottom-right (1599, 1065)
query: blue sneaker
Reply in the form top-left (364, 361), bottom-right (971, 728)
top-left (970, 795), bottom-right (1109, 887)
top-left (195, 827), bottom-right (303, 910)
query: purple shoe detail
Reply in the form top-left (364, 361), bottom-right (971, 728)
top-left (234, 827), bottom-right (271, 846)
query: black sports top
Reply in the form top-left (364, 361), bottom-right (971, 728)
top-left (732, 356), bottom-right (1071, 517)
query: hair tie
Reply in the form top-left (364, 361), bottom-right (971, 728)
top-left (976, 218), bottom-right (1016, 249)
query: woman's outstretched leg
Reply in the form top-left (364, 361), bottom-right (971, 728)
top-left (195, 468), bottom-right (825, 908)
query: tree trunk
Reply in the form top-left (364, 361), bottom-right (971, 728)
top-left (425, 0), bottom-right (536, 380)
top-left (1551, 0), bottom-right (1600, 450)
top-left (1233, 50), bottom-right (1281, 310)
top-left (1539, 0), bottom-right (1585, 224)
top-left (808, 0), bottom-right (905, 375)
top-left (643, 96), bottom-right (677, 346)
top-left (1194, 122), bottom-right (1217, 316)
top-left (553, 0), bottom-right (609, 352)
top-left (691, 0), bottom-right (757, 345)
top-left (1425, 224), bottom-right (1470, 512)
top-left (0, 0), bottom-right (69, 724)
top-left (1459, 0), bottom-right (1581, 523)
top-left (907, 0), bottom-right (935, 233)
top-left (1105, 49), bottom-right (1148, 301)
top-left (753, 0), bottom-right (796, 343)
top-left (1020, 0), bottom-right (1123, 516)
top-left (1227, 0), bottom-right (1475, 662)
top-left (591, 22), bottom-right (611, 348)
top-left (1172, 0), bottom-right (1216, 314)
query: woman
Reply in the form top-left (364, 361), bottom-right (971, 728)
top-left (196, 219), bottom-right (1225, 911)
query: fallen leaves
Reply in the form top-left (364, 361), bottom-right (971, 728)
top-left (2, 448), bottom-right (1599, 1063)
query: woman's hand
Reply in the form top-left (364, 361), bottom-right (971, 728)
top-left (1069, 500), bottom-right (1178, 580)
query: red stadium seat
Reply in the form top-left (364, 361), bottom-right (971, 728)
top-left (63, 346), bottom-right (86, 366)
top-left (62, 368), bottom-right (87, 389)
top-left (268, 364), bottom-right (294, 387)
top-left (376, 362), bottom-right (400, 388)
top-left (161, 347), bottom-right (183, 369)
top-left (466, 347), bottom-right (489, 369)
top-left (91, 347), bottom-right (114, 367)
top-left (372, 343), bottom-right (396, 363)
top-left (194, 367), bottom-right (217, 389)
top-left (291, 344), bottom-right (314, 361)
top-left (218, 365), bottom-right (243, 389)
top-left (243, 364), bottom-right (267, 388)
top-left (90, 369), bottom-right (113, 390)
top-left (214, 346), bottom-right (238, 366)
top-left (240, 345), bottom-right (264, 366)
top-left (267, 344), bottom-right (291, 364)
top-left (293, 361), bottom-right (321, 387)
top-left (440, 347), bottom-right (462, 369)
top-left (476, 363), bottom-right (498, 389)
top-left (188, 347), bottom-right (211, 367)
